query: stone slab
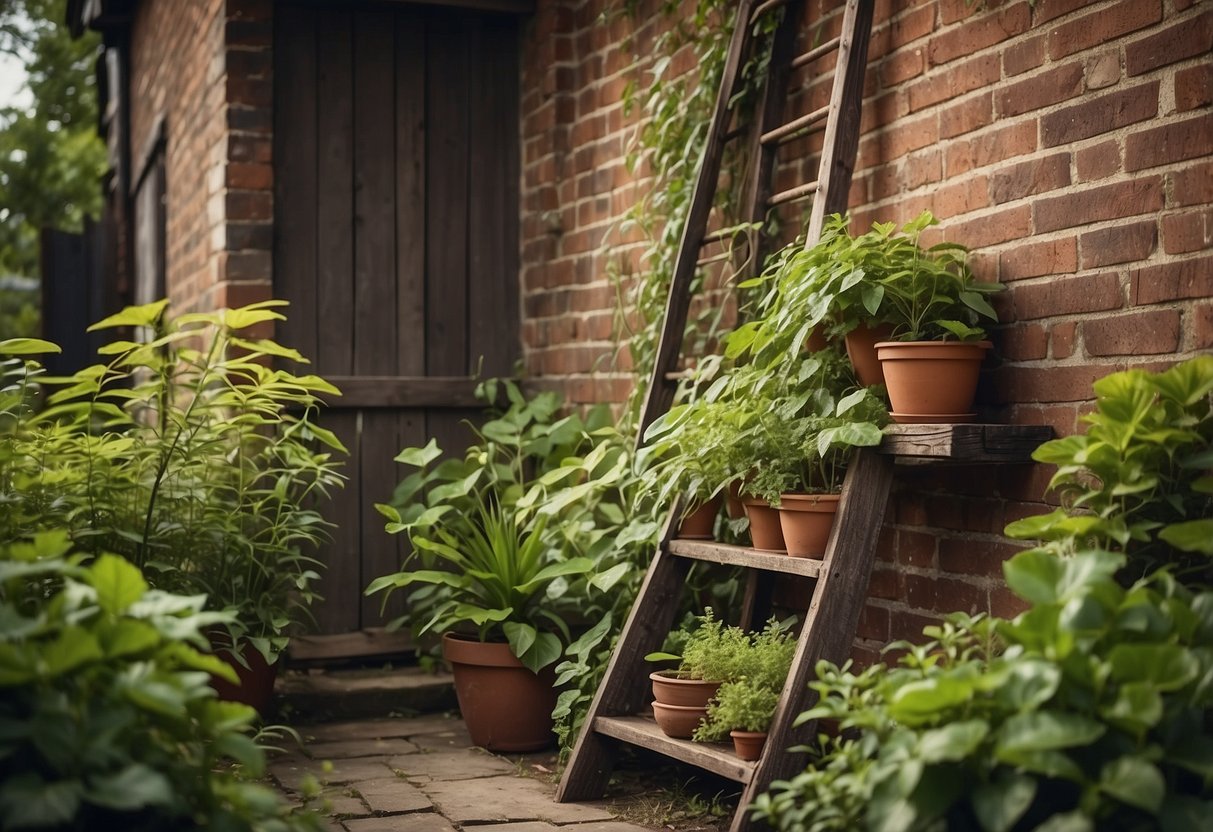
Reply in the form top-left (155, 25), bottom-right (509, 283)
top-left (388, 749), bottom-right (516, 782)
top-left (422, 776), bottom-right (615, 825)
top-left (302, 718), bottom-right (420, 743)
top-left (308, 738), bottom-right (419, 759)
top-left (323, 793), bottom-right (370, 818)
top-left (344, 813), bottom-right (457, 832)
top-left (280, 667), bottom-right (456, 722)
top-left (352, 777), bottom-right (433, 814)
top-left (270, 754), bottom-right (395, 790)
top-left (475, 824), bottom-right (652, 832)
top-left (409, 727), bottom-right (473, 751)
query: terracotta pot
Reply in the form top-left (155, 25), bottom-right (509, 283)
top-left (844, 322), bottom-right (895, 387)
top-left (677, 494), bottom-right (723, 539)
top-left (730, 730), bottom-right (768, 761)
top-left (742, 498), bottom-right (787, 553)
top-left (650, 671), bottom-right (721, 708)
top-left (652, 702), bottom-right (708, 739)
top-left (875, 340), bottom-right (991, 423)
top-left (442, 633), bottom-right (557, 752)
top-left (209, 637), bottom-right (279, 717)
top-left (778, 493), bottom-right (840, 559)
top-left (725, 480), bottom-right (745, 520)
top-left (804, 328), bottom-right (829, 353)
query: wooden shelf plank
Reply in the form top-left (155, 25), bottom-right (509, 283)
top-left (594, 715), bottom-right (755, 784)
top-left (668, 539), bottom-right (824, 578)
top-left (880, 423), bottom-right (1052, 463)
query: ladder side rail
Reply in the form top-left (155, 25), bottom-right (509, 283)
top-left (731, 449), bottom-right (895, 832)
top-left (805, 0), bottom-right (875, 245)
top-left (635, 0), bottom-right (760, 442)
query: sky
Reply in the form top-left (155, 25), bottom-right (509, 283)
top-left (0, 51), bottom-right (28, 109)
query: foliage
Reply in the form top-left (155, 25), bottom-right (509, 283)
top-left (0, 530), bottom-right (320, 831)
top-left (698, 680), bottom-right (780, 738)
top-left (0, 276), bottom-right (38, 339)
top-left (0, 302), bottom-right (346, 664)
top-left (732, 212), bottom-right (1001, 347)
top-left (1007, 356), bottom-right (1213, 586)
top-left (0, 0), bottom-right (106, 281)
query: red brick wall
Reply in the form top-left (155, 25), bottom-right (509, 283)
top-left (127, 0), bottom-right (273, 315)
top-left (519, 0), bottom-right (1213, 651)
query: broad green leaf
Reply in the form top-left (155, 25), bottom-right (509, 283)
top-left (504, 622), bottom-right (538, 660)
top-left (100, 619), bottom-right (160, 659)
top-left (89, 554), bottom-right (148, 615)
top-left (394, 438), bottom-right (443, 468)
top-left (516, 558), bottom-right (595, 593)
top-left (567, 613), bottom-right (613, 656)
top-left (518, 631), bottom-right (562, 672)
top-left (996, 711), bottom-right (1104, 755)
top-left (1159, 520), bottom-right (1213, 555)
top-left (87, 300), bottom-right (170, 331)
top-left (916, 719), bottom-right (988, 763)
top-left (0, 337), bottom-right (60, 355)
top-left (0, 775), bottom-right (82, 828)
top-left (588, 562), bottom-right (630, 593)
top-left (1033, 812), bottom-right (1093, 832)
top-left (887, 674), bottom-right (975, 724)
top-left (1108, 644), bottom-right (1197, 691)
top-left (42, 628), bottom-right (103, 678)
top-left (972, 773), bottom-right (1036, 832)
top-left (86, 764), bottom-right (173, 810)
top-left (1100, 755), bottom-right (1164, 813)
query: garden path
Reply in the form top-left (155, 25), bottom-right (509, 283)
top-left (270, 713), bottom-right (659, 832)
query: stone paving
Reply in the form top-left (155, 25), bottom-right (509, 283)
top-left (271, 714), bottom-right (657, 832)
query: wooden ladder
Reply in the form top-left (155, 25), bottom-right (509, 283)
top-left (635, 0), bottom-right (877, 441)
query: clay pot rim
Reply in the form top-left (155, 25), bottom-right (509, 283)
top-left (729, 729), bottom-right (769, 739)
top-left (651, 701), bottom-right (709, 714)
top-left (649, 670), bottom-right (722, 686)
top-left (442, 632), bottom-right (526, 669)
top-left (874, 339), bottom-right (992, 358)
top-left (777, 492), bottom-right (841, 511)
top-left (740, 496), bottom-right (778, 507)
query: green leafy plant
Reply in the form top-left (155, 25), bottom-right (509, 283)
top-left (1, 302), bottom-right (346, 665)
top-left (696, 680), bottom-right (781, 739)
top-left (1007, 356), bottom-right (1213, 586)
top-left (0, 530), bottom-right (320, 831)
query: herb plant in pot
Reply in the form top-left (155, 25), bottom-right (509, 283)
top-left (645, 609), bottom-right (746, 739)
top-left (368, 497), bottom-right (595, 751)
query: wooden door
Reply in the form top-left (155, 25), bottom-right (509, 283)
top-left (273, 2), bottom-right (521, 642)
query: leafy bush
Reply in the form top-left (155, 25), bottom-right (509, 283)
top-left (0, 531), bottom-right (319, 831)
top-left (691, 617), bottom-right (796, 742)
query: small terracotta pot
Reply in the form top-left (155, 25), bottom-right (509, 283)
top-left (725, 480), bottom-right (745, 520)
top-left (778, 493), bottom-right (840, 559)
top-left (209, 640), bottom-right (279, 717)
top-left (804, 328), bottom-right (829, 353)
top-left (875, 340), bottom-right (991, 422)
top-left (650, 671), bottom-right (721, 708)
top-left (677, 494), bottom-right (723, 539)
top-left (742, 498), bottom-right (787, 553)
top-left (443, 633), bottom-right (557, 752)
top-left (652, 702), bottom-right (708, 739)
top-left (844, 322), bottom-right (895, 387)
top-left (730, 730), bottom-right (768, 761)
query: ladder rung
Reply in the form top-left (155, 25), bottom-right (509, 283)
top-left (669, 539), bottom-right (824, 577)
top-left (767, 180), bottom-right (819, 207)
top-left (696, 250), bottom-right (733, 267)
top-left (662, 370), bottom-right (690, 382)
top-left (761, 105), bottom-right (830, 146)
top-left (700, 227), bottom-right (735, 246)
top-left (791, 36), bottom-right (842, 70)
top-left (750, 0), bottom-right (793, 24)
top-left (594, 715), bottom-right (756, 784)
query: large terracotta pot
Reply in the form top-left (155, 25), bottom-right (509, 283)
top-left (443, 633), bottom-right (557, 752)
top-left (742, 498), bottom-right (787, 553)
top-left (844, 323), bottom-right (895, 386)
top-left (777, 493), bottom-right (840, 559)
top-left (677, 494), bottom-right (723, 539)
top-left (209, 637), bottom-right (279, 717)
top-left (730, 730), bottom-right (768, 761)
top-left (652, 702), bottom-right (708, 739)
top-left (875, 340), bottom-right (991, 423)
top-left (650, 670), bottom-right (721, 708)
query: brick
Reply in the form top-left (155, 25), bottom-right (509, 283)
top-left (1000, 322), bottom-right (1049, 360)
top-left (1034, 0), bottom-right (1095, 25)
top-left (1124, 113), bottom-right (1213, 172)
top-left (1196, 301), bottom-right (1213, 350)
top-left (1079, 220), bottom-right (1158, 268)
top-left (1174, 161), bottom-right (1213, 207)
top-left (897, 529), bottom-right (937, 568)
top-left (880, 48), bottom-right (925, 87)
top-left (1125, 10), bottom-right (1213, 76)
top-left (905, 149), bottom-right (942, 188)
top-left (226, 162), bottom-right (271, 191)
top-left (940, 93), bottom-right (993, 138)
top-left (1012, 272), bottom-right (1122, 320)
top-left (904, 574), bottom-right (986, 615)
top-left (933, 175), bottom-right (989, 218)
top-left (996, 62), bottom-right (1084, 118)
top-left (1000, 237), bottom-right (1078, 281)
top-left (1051, 321), bottom-right (1077, 359)
top-left (1003, 35), bottom-right (1046, 76)
top-left (908, 54), bottom-right (1001, 112)
top-left (945, 120), bottom-right (1038, 177)
top-left (1085, 51), bottom-right (1120, 90)
top-left (1075, 140), bottom-right (1120, 183)
top-left (1176, 64), bottom-right (1213, 112)
top-left (1047, 1), bottom-right (1162, 60)
top-left (224, 221), bottom-right (272, 251)
top-left (943, 204), bottom-right (1032, 249)
top-left (1084, 309), bottom-right (1181, 356)
top-left (927, 2), bottom-right (1032, 66)
top-left (1162, 210), bottom-right (1213, 255)
top-left (939, 538), bottom-right (1020, 578)
top-left (991, 363), bottom-right (1131, 404)
top-left (1041, 81), bottom-right (1160, 147)
top-left (1034, 176), bottom-right (1164, 233)
top-left (990, 153), bottom-right (1071, 204)
top-left (1131, 256), bottom-right (1213, 305)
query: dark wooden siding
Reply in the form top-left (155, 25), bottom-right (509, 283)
top-left (273, 2), bottom-right (521, 635)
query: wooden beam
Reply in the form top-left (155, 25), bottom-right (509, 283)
top-left (880, 423), bottom-right (1053, 463)
top-left (286, 628), bottom-right (416, 664)
top-left (321, 376), bottom-right (492, 409)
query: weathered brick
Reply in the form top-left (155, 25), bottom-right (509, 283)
top-left (1124, 10), bottom-right (1213, 76)
top-left (1196, 301), bottom-right (1213, 350)
top-left (1162, 210), bottom-right (1213, 255)
top-left (991, 362), bottom-right (1132, 404)
top-left (1175, 64), bottom-right (1213, 112)
top-left (880, 48), bottom-right (925, 87)
top-left (990, 153), bottom-right (1071, 204)
top-left (939, 538), bottom-right (1020, 579)
top-left (1047, 1), bottom-right (1162, 60)
top-left (1000, 237), bottom-right (1078, 281)
top-left (944, 120), bottom-right (1038, 177)
top-left (907, 54), bottom-right (1001, 112)
top-left (1051, 321), bottom-right (1077, 359)
top-left (940, 93), bottom-right (993, 138)
top-left (1034, 176), bottom-right (1164, 232)
top-left (1040, 81), bottom-right (1160, 147)
top-left (1000, 322), bottom-right (1049, 360)
top-left (1075, 140), bottom-right (1120, 182)
top-left (1084, 309), bottom-right (1180, 356)
top-left (1079, 220), bottom-right (1157, 268)
top-left (942, 205), bottom-right (1032, 249)
top-left (927, 2), bottom-right (1032, 67)
top-left (995, 62), bottom-right (1084, 118)
top-left (1085, 51), bottom-right (1120, 90)
top-left (1124, 113), bottom-right (1213, 172)
top-left (1003, 34), bottom-right (1045, 76)
top-left (1012, 272), bottom-right (1122, 320)
top-left (1131, 256), bottom-right (1213, 305)
top-left (1174, 160), bottom-right (1213, 206)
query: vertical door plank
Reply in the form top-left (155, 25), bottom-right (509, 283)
top-left (272, 6), bottom-right (318, 363)
top-left (316, 410), bottom-right (361, 633)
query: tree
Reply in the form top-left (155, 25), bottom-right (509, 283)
top-left (0, 0), bottom-right (105, 336)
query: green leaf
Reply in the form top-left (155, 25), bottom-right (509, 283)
top-left (972, 773), bottom-right (1036, 832)
top-left (588, 562), bottom-right (630, 593)
top-left (395, 438), bottom-right (443, 468)
top-left (1159, 797), bottom-right (1213, 832)
top-left (518, 631), bottom-right (562, 673)
top-left (1107, 644), bottom-right (1197, 691)
top-left (87, 300), bottom-right (170, 331)
top-left (1159, 520), bottom-right (1213, 555)
top-left (1100, 755), bottom-right (1164, 813)
top-left (504, 622), bottom-right (538, 660)
top-left (0, 337), bottom-right (60, 355)
top-left (567, 613), bottom-right (613, 656)
top-left (916, 719), bottom-right (988, 763)
top-left (42, 628), bottom-right (103, 678)
top-left (86, 764), bottom-right (173, 810)
top-left (515, 558), bottom-right (595, 593)
top-left (1033, 812), bottom-right (1093, 832)
top-left (0, 775), bottom-right (83, 828)
top-left (100, 619), bottom-right (160, 659)
top-left (88, 554), bottom-right (148, 615)
top-left (996, 711), bottom-right (1105, 754)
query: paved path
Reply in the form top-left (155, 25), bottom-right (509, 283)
top-left (271, 714), bottom-right (656, 832)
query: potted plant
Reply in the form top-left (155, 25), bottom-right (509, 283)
top-left (368, 496), bottom-right (596, 751)
top-left (34, 300), bottom-right (346, 713)
top-left (645, 609), bottom-right (746, 738)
